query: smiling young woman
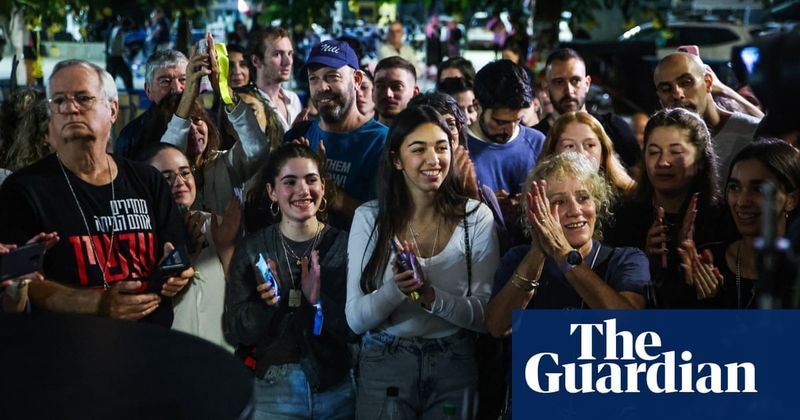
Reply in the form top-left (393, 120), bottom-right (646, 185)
top-left (346, 105), bottom-right (500, 418)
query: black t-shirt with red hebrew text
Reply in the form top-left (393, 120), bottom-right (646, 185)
top-left (0, 154), bottom-right (187, 326)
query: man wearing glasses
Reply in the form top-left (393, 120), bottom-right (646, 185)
top-left (0, 59), bottom-right (193, 327)
top-left (115, 49), bottom-right (188, 159)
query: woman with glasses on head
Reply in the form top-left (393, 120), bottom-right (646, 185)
top-left (225, 142), bottom-right (356, 419)
top-left (141, 143), bottom-right (240, 350)
top-left (678, 139), bottom-right (800, 308)
top-left (346, 105), bottom-right (500, 418)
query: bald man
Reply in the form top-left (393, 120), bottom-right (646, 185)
top-left (654, 52), bottom-right (760, 183)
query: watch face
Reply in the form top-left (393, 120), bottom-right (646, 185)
top-left (566, 250), bottom-right (583, 266)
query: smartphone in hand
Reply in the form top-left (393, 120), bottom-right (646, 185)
top-left (0, 242), bottom-right (45, 281)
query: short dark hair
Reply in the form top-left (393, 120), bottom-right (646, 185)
top-left (437, 76), bottom-right (472, 96)
top-left (250, 26), bottom-right (291, 59)
top-left (545, 48), bottom-right (585, 69)
top-left (374, 56), bottom-right (416, 81)
top-left (437, 56), bottom-right (476, 85)
top-left (473, 59), bottom-right (531, 110)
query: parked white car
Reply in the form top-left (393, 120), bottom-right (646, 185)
top-left (619, 21), bottom-right (755, 61)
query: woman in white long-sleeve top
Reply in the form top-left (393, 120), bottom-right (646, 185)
top-left (346, 106), bottom-right (500, 419)
top-left (152, 35), bottom-right (271, 214)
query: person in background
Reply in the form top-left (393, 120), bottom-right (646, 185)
top-left (346, 106), bottom-right (499, 418)
top-left (143, 143), bottom-right (240, 350)
top-left (535, 48), bottom-right (641, 171)
top-left (538, 112), bottom-right (636, 198)
top-left (373, 56), bottom-right (420, 128)
top-left (0, 59), bottom-right (192, 326)
top-left (106, 16), bottom-right (134, 93)
top-left (467, 59), bottom-right (545, 225)
top-left (679, 139), bottom-right (800, 308)
top-left (114, 49), bottom-right (187, 159)
top-left (251, 26), bottom-right (302, 132)
top-left (486, 151), bottom-right (648, 335)
top-left (377, 21), bottom-right (424, 80)
top-left (225, 143), bottom-right (356, 419)
top-left (437, 76), bottom-right (478, 126)
top-left (227, 44), bottom-right (252, 89)
top-left (1, 233), bottom-right (59, 313)
top-left (436, 56), bottom-right (475, 86)
top-left (604, 108), bottom-right (737, 308)
top-left (356, 68), bottom-right (376, 121)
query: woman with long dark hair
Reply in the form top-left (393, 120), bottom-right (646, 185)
top-left (346, 106), bottom-right (500, 418)
top-left (679, 139), bottom-right (800, 308)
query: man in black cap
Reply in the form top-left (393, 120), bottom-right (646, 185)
top-left (285, 39), bottom-right (389, 229)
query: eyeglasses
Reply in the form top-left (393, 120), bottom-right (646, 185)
top-left (48, 94), bottom-right (98, 113)
top-left (162, 169), bottom-right (193, 185)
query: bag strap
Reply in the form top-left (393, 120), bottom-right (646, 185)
top-left (464, 216), bottom-right (472, 297)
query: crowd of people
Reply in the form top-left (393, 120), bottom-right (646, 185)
top-left (1, 17), bottom-right (799, 420)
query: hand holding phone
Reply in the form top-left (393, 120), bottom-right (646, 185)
top-left (254, 253), bottom-right (281, 305)
top-left (392, 239), bottom-right (422, 301)
top-left (0, 242), bottom-right (45, 282)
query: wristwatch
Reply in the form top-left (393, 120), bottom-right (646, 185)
top-left (558, 250), bottom-right (583, 273)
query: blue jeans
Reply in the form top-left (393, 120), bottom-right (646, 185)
top-left (253, 363), bottom-right (355, 420)
top-left (356, 330), bottom-right (478, 420)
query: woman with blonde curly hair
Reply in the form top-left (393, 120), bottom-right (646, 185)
top-left (486, 152), bottom-right (650, 337)
top-left (539, 111), bottom-right (636, 197)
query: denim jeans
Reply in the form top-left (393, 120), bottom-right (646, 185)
top-left (253, 363), bottom-right (355, 420)
top-left (356, 330), bottom-right (478, 420)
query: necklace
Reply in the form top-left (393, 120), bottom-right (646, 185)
top-left (408, 218), bottom-right (440, 259)
top-left (279, 220), bottom-right (322, 266)
top-left (58, 154), bottom-right (116, 289)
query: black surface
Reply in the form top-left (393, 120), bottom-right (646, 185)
top-left (0, 312), bottom-right (254, 420)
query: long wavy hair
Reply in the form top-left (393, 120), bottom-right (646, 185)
top-left (360, 105), bottom-right (472, 294)
top-left (635, 107), bottom-right (721, 212)
top-left (141, 93), bottom-right (221, 190)
top-left (540, 111), bottom-right (636, 198)
top-left (233, 84), bottom-right (284, 152)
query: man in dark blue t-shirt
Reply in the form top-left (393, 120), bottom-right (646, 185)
top-left (284, 40), bottom-right (388, 229)
top-left (467, 59), bottom-right (545, 222)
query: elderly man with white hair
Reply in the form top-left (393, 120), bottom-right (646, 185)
top-left (0, 59), bottom-right (192, 326)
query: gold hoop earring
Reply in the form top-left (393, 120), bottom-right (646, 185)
top-left (318, 197), bottom-right (327, 213)
top-left (270, 201), bottom-right (280, 216)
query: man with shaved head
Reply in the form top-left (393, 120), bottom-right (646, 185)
top-left (654, 52), bottom-right (760, 181)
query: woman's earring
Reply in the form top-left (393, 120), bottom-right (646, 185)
top-left (270, 201), bottom-right (280, 216)
top-left (318, 197), bottom-right (328, 213)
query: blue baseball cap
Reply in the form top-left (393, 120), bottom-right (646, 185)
top-left (306, 40), bottom-right (359, 70)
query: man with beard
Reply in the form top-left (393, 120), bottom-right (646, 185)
top-left (533, 48), bottom-right (640, 169)
top-left (654, 52), bottom-right (760, 184)
top-left (0, 60), bottom-right (192, 326)
top-left (286, 40), bottom-right (388, 229)
top-left (373, 56), bottom-right (420, 127)
top-left (467, 59), bottom-right (545, 221)
top-left (251, 27), bottom-right (302, 132)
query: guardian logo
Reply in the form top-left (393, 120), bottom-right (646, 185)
top-left (511, 311), bottom-right (797, 419)
top-left (525, 319), bottom-right (757, 394)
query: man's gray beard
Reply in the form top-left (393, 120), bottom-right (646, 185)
top-left (319, 94), bottom-right (354, 124)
